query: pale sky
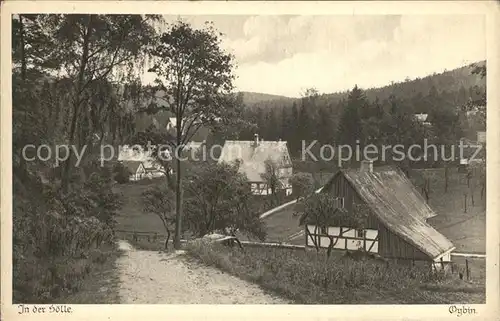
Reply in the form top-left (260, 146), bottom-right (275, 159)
top-left (143, 15), bottom-right (486, 98)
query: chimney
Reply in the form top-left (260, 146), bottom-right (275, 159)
top-left (254, 133), bottom-right (259, 146)
top-left (360, 160), bottom-right (373, 173)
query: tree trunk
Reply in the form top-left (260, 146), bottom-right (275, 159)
top-left (444, 165), bottom-right (449, 193)
top-left (18, 14), bottom-right (28, 177)
top-left (19, 15), bottom-right (27, 81)
top-left (313, 225), bottom-right (319, 252)
top-left (165, 229), bottom-right (171, 250)
top-left (62, 15), bottom-right (93, 191)
top-left (173, 155), bottom-right (183, 249)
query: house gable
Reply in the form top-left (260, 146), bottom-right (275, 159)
top-left (218, 140), bottom-right (293, 183)
top-left (313, 166), bottom-right (454, 261)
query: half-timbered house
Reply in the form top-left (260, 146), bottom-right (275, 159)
top-left (218, 134), bottom-right (293, 196)
top-left (301, 160), bottom-right (455, 269)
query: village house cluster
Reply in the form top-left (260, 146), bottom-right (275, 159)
top-left (116, 133), bottom-right (294, 196)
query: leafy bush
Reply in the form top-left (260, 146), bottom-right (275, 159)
top-left (113, 162), bottom-right (130, 184)
top-left (13, 168), bottom-right (120, 303)
top-left (183, 161), bottom-right (266, 240)
top-left (290, 172), bottom-right (314, 200)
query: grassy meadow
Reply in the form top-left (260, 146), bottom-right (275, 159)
top-left (412, 168), bottom-right (486, 254)
top-left (113, 178), bottom-right (167, 235)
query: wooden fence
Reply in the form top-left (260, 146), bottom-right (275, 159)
top-left (115, 229), bottom-right (165, 243)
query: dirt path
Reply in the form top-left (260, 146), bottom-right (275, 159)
top-left (116, 240), bottom-right (289, 304)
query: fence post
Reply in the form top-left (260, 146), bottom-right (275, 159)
top-left (464, 193), bottom-right (467, 213)
top-left (466, 258), bottom-right (470, 280)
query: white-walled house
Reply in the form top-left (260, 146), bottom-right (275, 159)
top-left (218, 134), bottom-right (293, 196)
top-left (414, 113), bottom-right (432, 127)
top-left (477, 131), bottom-right (486, 144)
top-left (121, 160), bottom-right (147, 181)
top-left (118, 145), bottom-right (168, 180)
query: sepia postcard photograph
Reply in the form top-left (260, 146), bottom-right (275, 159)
top-left (1, 1), bottom-right (499, 320)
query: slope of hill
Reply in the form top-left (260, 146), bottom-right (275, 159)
top-left (239, 91), bottom-right (295, 106)
top-left (243, 61), bottom-right (486, 109)
top-left (131, 61), bottom-right (486, 140)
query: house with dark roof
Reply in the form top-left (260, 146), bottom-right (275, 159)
top-left (121, 160), bottom-right (147, 181)
top-left (218, 134), bottom-right (293, 196)
top-left (301, 160), bottom-right (455, 269)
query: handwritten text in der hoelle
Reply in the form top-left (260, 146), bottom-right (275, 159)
top-left (18, 304), bottom-right (73, 315)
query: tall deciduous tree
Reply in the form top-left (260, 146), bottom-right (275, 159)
top-left (260, 159), bottom-right (285, 206)
top-left (146, 20), bottom-right (237, 249)
top-left (24, 14), bottom-right (161, 190)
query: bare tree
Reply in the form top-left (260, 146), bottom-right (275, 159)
top-left (260, 158), bottom-right (284, 206)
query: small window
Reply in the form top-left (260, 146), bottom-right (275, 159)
top-left (356, 229), bottom-right (365, 238)
top-left (334, 197), bottom-right (345, 208)
top-left (320, 226), bottom-right (328, 234)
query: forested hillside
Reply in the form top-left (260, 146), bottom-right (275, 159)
top-left (240, 91), bottom-right (295, 106)
top-left (243, 61), bottom-right (486, 109)
top-left (228, 62), bottom-right (486, 161)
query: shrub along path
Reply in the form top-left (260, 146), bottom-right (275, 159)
top-left (116, 240), bottom-right (289, 304)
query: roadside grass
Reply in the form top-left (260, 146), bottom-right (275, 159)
top-left (185, 241), bottom-right (485, 304)
top-left (60, 244), bottom-right (122, 304)
top-left (14, 244), bottom-right (121, 304)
